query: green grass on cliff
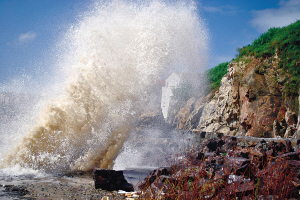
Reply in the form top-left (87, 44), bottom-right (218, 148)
top-left (207, 61), bottom-right (230, 91)
top-left (237, 20), bottom-right (300, 95)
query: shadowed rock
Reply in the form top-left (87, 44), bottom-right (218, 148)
top-left (93, 168), bottom-right (133, 192)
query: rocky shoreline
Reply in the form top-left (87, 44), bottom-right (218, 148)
top-left (2, 133), bottom-right (300, 200)
top-left (0, 172), bottom-right (130, 200)
top-left (139, 134), bottom-right (300, 199)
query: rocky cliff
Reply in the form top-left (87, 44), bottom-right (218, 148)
top-left (169, 55), bottom-right (299, 138)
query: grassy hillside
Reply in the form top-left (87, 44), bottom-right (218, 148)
top-left (207, 20), bottom-right (300, 96)
top-left (237, 20), bottom-right (300, 95)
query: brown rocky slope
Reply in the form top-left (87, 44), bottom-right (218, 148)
top-left (169, 55), bottom-right (299, 138)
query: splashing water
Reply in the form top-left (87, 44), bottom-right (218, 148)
top-left (0, 0), bottom-right (208, 173)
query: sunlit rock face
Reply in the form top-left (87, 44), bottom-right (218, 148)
top-left (171, 56), bottom-right (299, 138)
top-left (293, 94), bottom-right (300, 139)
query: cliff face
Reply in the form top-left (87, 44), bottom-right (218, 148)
top-left (170, 56), bottom-right (299, 138)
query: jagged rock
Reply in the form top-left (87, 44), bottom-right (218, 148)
top-left (167, 56), bottom-right (299, 138)
top-left (275, 142), bottom-right (286, 154)
top-left (139, 136), bottom-right (300, 199)
top-left (206, 138), bottom-right (225, 152)
top-left (235, 148), bottom-right (250, 159)
top-left (284, 126), bottom-right (294, 138)
top-left (221, 136), bottom-right (237, 152)
top-left (196, 71), bottom-right (240, 135)
top-left (295, 140), bottom-right (300, 152)
top-left (199, 138), bottom-right (225, 153)
top-left (196, 152), bottom-right (205, 160)
top-left (285, 140), bottom-right (293, 152)
top-left (172, 96), bottom-right (207, 130)
top-left (225, 177), bottom-right (255, 198)
top-left (273, 119), bottom-right (280, 137)
top-left (172, 97), bottom-right (197, 130)
top-left (93, 168), bottom-right (134, 191)
top-left (139, 167), bottom-right (170, 190)
top-left (294, 93), bottom-right (300, 139)
top-left (279, 152), bottom-right (300, 160)
top-left (223, 157), bottom-right (250, 175)
top-left (255, 139), bottom-right (268, 150)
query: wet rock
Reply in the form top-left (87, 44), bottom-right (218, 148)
top-left (232, 181), bottom-right (255, 197)
top-left (255, 139), bottom-right (270, 152)
top-left (279, 152), bottom-right (300, 160)
top-left (196, 152), bottom-right (205, 160)
top-left (275, 142), bottom-right (286, 154)
top-left (139, 167), bottom-right (170, 190)
top-left (213, 170), bottom-right (227, 181)
top-left (204, 152), bottom-right (216, 158)
top-left (93, 168), bottom-right (134, 192)
top-left (222, 136), bottom-right (237, 152)
top-left (249, 149), bottom-right (268, 169)
top-left (200, 131), bottom-right (206, 138)
top-left (223, 157), bottom-right (250, 176)
top-left (140, 134), bottom-right (300, 199)
top-left (214, 156), bottom-right (224, 166)
top-left (248, 141), bottom-right (257, 147)
top-left (236, 148), bottom-right (250, 159)
top-left (4, 185), bottom-right (29, 195)
top-left (294, 139), bottom-right (300, 152)
top-left (206, 138), bottom-right (225, 152)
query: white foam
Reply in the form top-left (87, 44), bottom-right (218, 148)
top-left (0, 0), bottom-right (208, 173)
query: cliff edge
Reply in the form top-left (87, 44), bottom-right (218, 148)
top-left (169, 20), bottom-right (300, 138)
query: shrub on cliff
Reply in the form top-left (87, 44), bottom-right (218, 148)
top-left (207, 61), bottom-right (230, 91)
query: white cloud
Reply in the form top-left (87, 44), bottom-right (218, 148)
top-left (18, 31), bottom-right (37, 43)
top-left (251, 0), bottom-right (300, 32)
top-left (203, 6), bottom-right (222, 13)
top-left (203, 5), bottom-right (238, 14)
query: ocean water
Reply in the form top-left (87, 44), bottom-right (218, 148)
top-left (0, 0), bottom-right (208, 179)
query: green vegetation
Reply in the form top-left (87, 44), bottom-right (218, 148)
top-left (237, 20), bottom-right (300, 95)
top-left (254, 62), bottom-right (268, 75)
top-left (207, 62), bottom-right (230, 91)
top-left (172, 20), bottom-right (300, 105)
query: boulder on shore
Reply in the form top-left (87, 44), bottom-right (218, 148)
top-left (93, 168), bottom-right (134, 192)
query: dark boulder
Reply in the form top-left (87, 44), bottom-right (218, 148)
top-left (93, 168), bottom-right (134, 192)
top-left (275, 142), bottom-right (286, 154)
top-left (206, 138), bottom-right (225, 152)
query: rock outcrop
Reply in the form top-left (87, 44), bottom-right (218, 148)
top-left (293, 93), bottom-right (300, 139)
top-left (139, 137), bottom-right (300, 199)
top-left (169, 56), bottom-right (299, 138)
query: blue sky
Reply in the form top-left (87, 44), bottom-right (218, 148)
top-left (0, 0), bottom-right (300, 90)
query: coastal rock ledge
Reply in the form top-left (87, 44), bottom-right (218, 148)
top-left (139, 136), bottom-right (300, 199)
